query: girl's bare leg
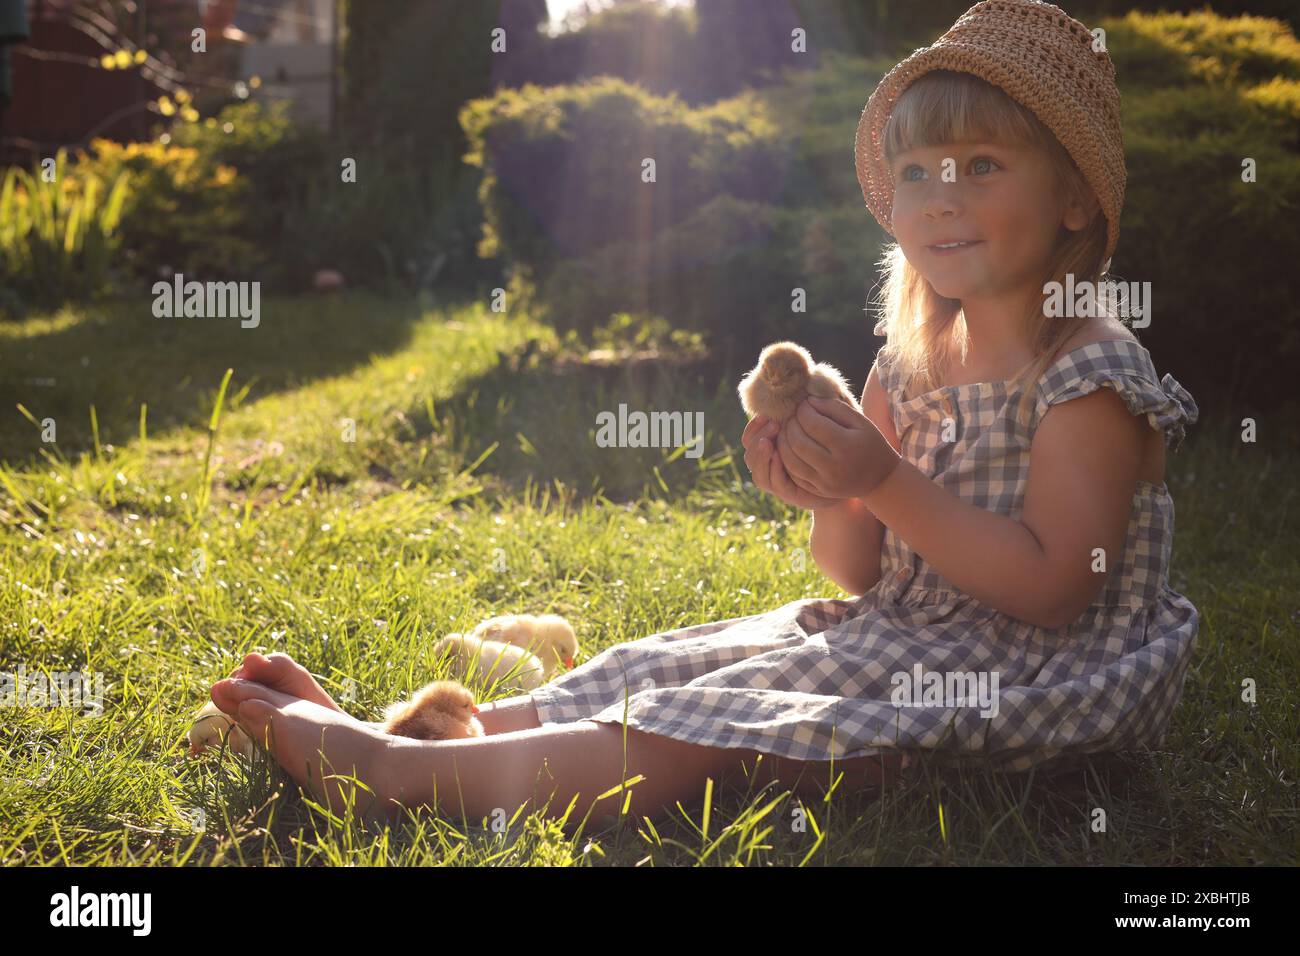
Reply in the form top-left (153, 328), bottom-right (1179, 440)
top-left (472, 694), bottom-right (905, 795)
top-left (214, 672), bottom-right (906, 828)
top-left (382, 711), bottom-right (906, 826)
top-left (380, 720), bottom-right (752, 827)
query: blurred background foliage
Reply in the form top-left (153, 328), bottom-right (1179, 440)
top-left (1, 0), bottom-right (1296, 417)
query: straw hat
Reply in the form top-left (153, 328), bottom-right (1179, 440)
top-left (855, 0), bottom-right (1125, 263)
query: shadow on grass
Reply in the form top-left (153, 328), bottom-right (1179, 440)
top-left (419, 343), bottom-right (756, 506)
top-left (0, 290), bottom-right (449, 466)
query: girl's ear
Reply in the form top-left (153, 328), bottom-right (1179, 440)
top-left (1063, 184), bottom-right (1101, 233)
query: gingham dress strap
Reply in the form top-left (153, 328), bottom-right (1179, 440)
top-left (1034, 339), bottom-right (1199, 452)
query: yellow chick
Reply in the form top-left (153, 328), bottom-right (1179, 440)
top-left (187, 700), bottom-right (254, 758)
top-left (737, 341), bottom-right (857, 424)
top-left (433, 634), bottom-right (546, 692)
top-left (381, 679), bottom-right (484, 741)
top-left (469, 613), bottom-right (579, 678)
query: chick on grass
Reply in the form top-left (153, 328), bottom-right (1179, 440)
top-left (468, 613), bottom-right (579, 678)
top-left (433, 634), bottom-right (546, 692)
top-left (378, 615), bottom-right (581, 740)
top-left (381, 680), bottom-right (485, 740)
top-left (737, 341), bottom-right (857, 424)
top-left (187, 700), bottom-right (254, 758)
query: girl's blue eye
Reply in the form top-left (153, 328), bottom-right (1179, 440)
top-left (899, 157), bottom-right (998, 180)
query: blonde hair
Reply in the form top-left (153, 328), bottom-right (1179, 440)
top-left (871, 70), bottom-right (1115, 429)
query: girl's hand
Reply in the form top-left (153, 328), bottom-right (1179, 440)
top-left (741, 413), bottom-right (843, 511)
top-left (778, 395), bottom-right (902, 500)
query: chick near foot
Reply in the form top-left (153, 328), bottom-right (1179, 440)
top-left (381, 680), bottom-right (485, 741)
top-left (432, 613), bottom-right (580, 693)
top-left (469, 613), bottom-right (578, 678)
top-left (187, 700), bottom-right (254, 757)
top-left (737, 341), bottom-right (857, 424)
top-left (379, 613), bottom-right (580, 741)
top-left (189, 614), bottom-right (581, 748)
top-left (188, 677), bottom-right (485, 749)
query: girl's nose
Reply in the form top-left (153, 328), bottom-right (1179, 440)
top-left (917, 176), bottom-right (964, 218)
top-left (922, 190), bottom-right (963, 220)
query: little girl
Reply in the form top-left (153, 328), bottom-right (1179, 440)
top-left (210, 0), bottom-right (1200, 827)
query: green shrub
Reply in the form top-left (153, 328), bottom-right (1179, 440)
top-left (277, 145), bottom-right (464, 294)
top-left (461, 76), bottom-right (788, 281)
top-left (76, 138), bottom-right (259, 282)
top-left (464, 59), bottom-right (890, 347)
top-left (537, 194), bottom-right (881, 358)
top-left (1101, 10), bottom-right (1300, 398)
top-left (167, 100), bottom-right (326, 285)
top-left (0, 150), bottom-right (130, 309)
top-left (1106, 9), bottom-right (1300, 88)
top-left (166, 99), bottom-right (477, 293)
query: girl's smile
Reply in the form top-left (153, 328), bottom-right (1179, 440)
top-left (926, 239), bottom-right (984, 255)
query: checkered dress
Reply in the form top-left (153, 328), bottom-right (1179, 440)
top-left (529, 338), bottom-right (1200, 774)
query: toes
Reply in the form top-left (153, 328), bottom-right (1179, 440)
top-left (212, 678), bottom-right (300, 715)
top-left (238, 651), bottom-right (279, 680)
top-left (236, 699), bottom-right (276, 751)
top-left (228, 651), bottom-right (273, 680)
top-left (264, 652), bottom-right (304, 675)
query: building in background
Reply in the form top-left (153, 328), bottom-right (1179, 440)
top-left (205, 0), bottom-right (336, 129)
top-left (1, 0), bottom-right (337, 168)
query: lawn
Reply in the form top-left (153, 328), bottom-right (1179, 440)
top-left (0, 293), bottom-right (1295, 865)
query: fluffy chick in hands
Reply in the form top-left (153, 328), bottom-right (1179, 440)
top-left (738, 341), bottom-right (857, 425)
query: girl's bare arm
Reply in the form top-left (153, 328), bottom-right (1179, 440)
top-left (810, 498), bottom-right (885, 596)
top-left (809, 362), bottom-right (897, 596)
top-left (858, 386), bottom-right (1147, 629)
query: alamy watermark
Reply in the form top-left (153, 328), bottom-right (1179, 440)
top-left (594, 404), bottom-right (705, 459)
top-left (890, 662), bottom-right (999, 718)
top-left (151, 273), bottom-right (260, 328)
top-left (0, 665), bottom-right (106, 716)
top-left (49, 886), bottom-right (150, 935)
top-left (1043, 274), bottom-right (1151, 327)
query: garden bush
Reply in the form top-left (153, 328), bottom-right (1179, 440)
top-left (466, 11), bottom-right (1300, 407)
top-left (1102, 10), bottom-right (1300, 403)
top-left (0, 150), bottom-right (130, 311)
top-left (75, 138), bottom-right (259, 283)
top-left (461, 76), bottom-right (793, 284)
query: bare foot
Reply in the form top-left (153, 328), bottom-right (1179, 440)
top-left (212, 678), bottom-right (395, 819)
top-left (225, 652), bottom-right (345, 714)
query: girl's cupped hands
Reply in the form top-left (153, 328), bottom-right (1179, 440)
top-left (777, 395), bottom-right (902, 500)
top-left (741, 411), bottom-right (841, 511)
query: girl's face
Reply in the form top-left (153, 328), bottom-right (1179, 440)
top-left (888, 139), bottom-right (1091, 302)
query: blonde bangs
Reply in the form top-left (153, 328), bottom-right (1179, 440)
top-left (883, 70), bottom-right (1062, 176)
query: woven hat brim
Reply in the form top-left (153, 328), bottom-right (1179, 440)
top-left (855, 46), bottom-right (1124, 264)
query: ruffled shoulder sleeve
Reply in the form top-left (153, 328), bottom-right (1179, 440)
top-left (1034, 339), bottom-right (1199, 452)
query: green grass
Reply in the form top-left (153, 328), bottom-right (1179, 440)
top-left (0, 293), bottom-right (1295, 865)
